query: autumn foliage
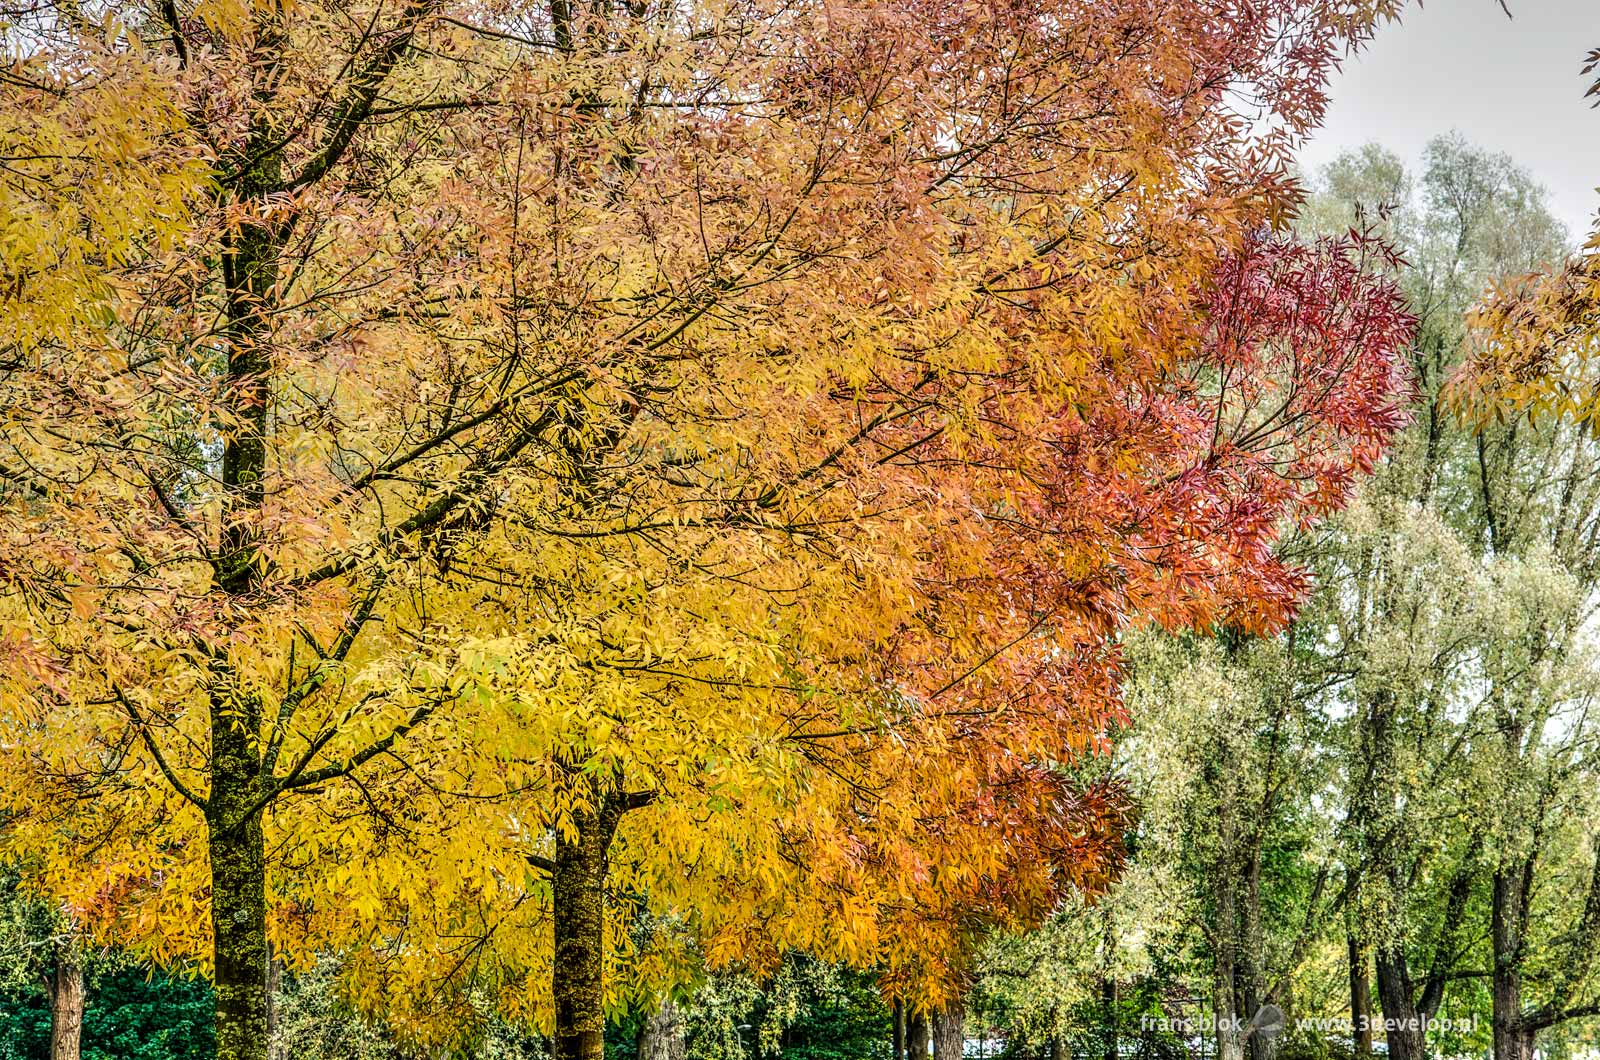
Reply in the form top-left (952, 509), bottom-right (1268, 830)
top-left (0, 0), bottom-right (1410, 1056)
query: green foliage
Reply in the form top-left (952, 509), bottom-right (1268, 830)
top-left (1055, 979), bottom-right (1188, 1060)
top-left (614, 956), bottom-right (890, 1060)
top-left (273, 956), bottom-right (405, 1060)
top-left (275, 955), bottom-right (549, 1060)
top-left (974, 135), bottom-right (1600, 1060)
top-left (754, 961), bottom-right (889, 1060)
top-left (0, 967), bottom-right (213, 1060)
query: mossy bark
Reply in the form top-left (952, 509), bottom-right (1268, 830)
top-left (207, 706), bottom-right (269, 1060)
top-left (552, 789), bottom-right (626, 1060)
top-left (208, 16), bottom-right (282, 1059)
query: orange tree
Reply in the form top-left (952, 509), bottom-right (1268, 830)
top-left (670, 232), bottom-right (1416, 1032)
top-left (0, 1), bottom-right (1409, 1059)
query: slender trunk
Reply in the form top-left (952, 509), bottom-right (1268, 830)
top-left (932, 999), bottom-right (964, 1060)
top-left (1098, 903), bottom-right (1118, 1060)
top-left (1101, 977), bottom-right (1118, 1060)
top-left (908, 1010), bottom-right (931, 1060)
top-left (1214, 917), bottom-right (1243, 1060)
top-left (1213, 783), bottom-right (1242, 1060)
top-left (1348, 935), bottom-right (1372, 1059)
top-left (894, 999), bottom-right (906, 1060)
top-left (638, 997), bottom-right (685, 1060)
top-left (552, 788), bottom-right (625, 1060)
top-left (265, 949), bottom-right (282, 1060)
top-left (1241, 847), bottom-right (1268, 1060)
top-left (46, 944), bottom-right (85, 1060)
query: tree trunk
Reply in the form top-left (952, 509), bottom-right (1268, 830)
top-left (552, 788), bottom-right (626, 1060)
top-left (208, 782), bottom-right (270, 1060)
top-left (265, 949), bottom-right (282, 1060)
top-left (638, 997), bottom-right (686, 1060)
top-left (1348, 935), bottom-right (1372, 1058)
top-left (1214, 988), bottom-right (1244, 1060)
top-left (1101, 977), bottom-right (1118, 1060)
top-left (1373, 949), bottom-right (1425, 1060)
top-left (932, 999), bottom-right (965, 1060)
top-left (1354, 688), bottom-right (1428, 1060)
top-left (1497, 1027), bottom-right (1536, 1060)
top-left (1492, 867), bottom-right (1532, 1060)
top-left (894, 1000), bottom-right (906, 1060)
top-left (46, 944), bottom-right (85, 1060)
top-left (908, 1011), bottom-right (931, 1059)
top-left (1212, 816), bottom-right (1243, 1060)
top-left (1240, 835), bottom-right (1271, 1060)
top-left (209, 15), bottom-right (284, 1057)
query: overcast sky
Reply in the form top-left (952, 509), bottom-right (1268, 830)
top-left (1299, 0), bottom-right (1600, 241)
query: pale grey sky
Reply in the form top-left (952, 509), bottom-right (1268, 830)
top-left (1300, 0), bottom-right (1600, 241)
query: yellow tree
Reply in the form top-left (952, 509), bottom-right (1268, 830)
top-left (1, 2), bottom-right (1409, 1060)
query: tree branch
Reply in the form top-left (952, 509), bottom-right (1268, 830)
top-left (282, 0), bottom-right (438, 193)
top-left (276, 698), bottom-right (441, 792)
top-left (113, 688), bottom-right (207, 810)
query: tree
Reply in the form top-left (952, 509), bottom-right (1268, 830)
top-left (1, 877), bottom-right (88, 1060)
top-left (1439, 54), bottom-right (1600, 1057)
top-left (1304, 138), bottom-right (1600, 1060)
top-left (0, 887), bottom-right (215, 1060)
top-left (1, 4), bottom-right (1410, 1060)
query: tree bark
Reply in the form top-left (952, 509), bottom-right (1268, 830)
top-left (266, 948), bottom-right (282, 1060)
top-left (638, 997), bottom-right (686, 1060)
top-left (46, 944), bottom-right (85, 1060)
top-left (208, 777), bottom-right (270, 1060)
top-left (552, 786), bottom-right (627, 1060)
top-left (1212, 769), bottom-right (1243, 1060)
top-left (1241, 847), bottom-right (1269, 1060)
top-left (1373, 949), bottom-right (1425, 1060)
top-left (908, 1010), bottom-right (931, 1059)
top-left (894, 999), bottom-right (906, 1060)
top-left (932, 999), bottom-right (964, 1060)
top-left (1348, 935), bottom-right (1372, 1059)
top-left (209, 11), bottom-right (285, 1058)
top-left (1492, 866), bottom-right (1532, 1060)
